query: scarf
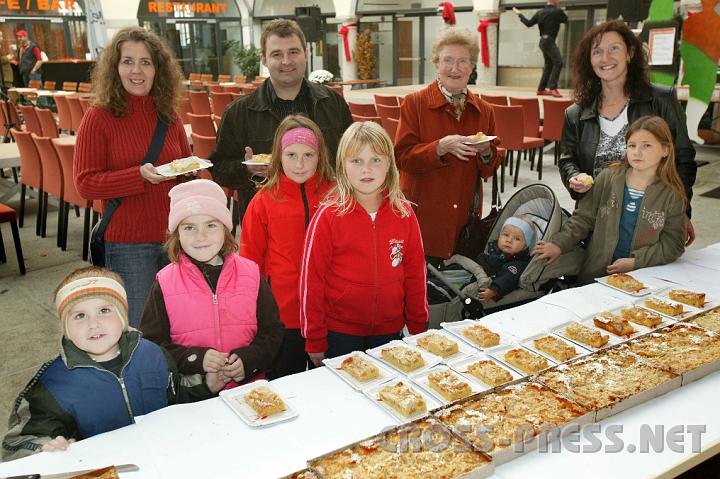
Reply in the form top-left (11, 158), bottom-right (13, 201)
top-left (438, 79), bottom-right (467, 120)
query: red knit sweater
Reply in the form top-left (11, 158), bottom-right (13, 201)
top-left (74, 95), bottom-right (191, 243)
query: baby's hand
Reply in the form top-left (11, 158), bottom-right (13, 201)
top-left (203, 349), bottom-right (229, 373)
top-left (39, 436), bottom-right (75, 453)
top-left (477, 288), bottom-right (498, 302)
top-left (607, 257), bottom-right (635, 274)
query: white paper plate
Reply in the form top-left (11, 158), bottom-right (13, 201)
top-left (156, 157), bottom-right (212, 177)
top-left (241, 160), bottom-right (270, 166)
top-left (633, 294), bottom-right (701, 321)
top-left (463, 135), bottom-right (497, 145)
top-left (219, 380), bottom-right (298, 427)
top-left (486, 343), bottom-right (557, 376)
top-left (322, 351), bottom-right (398, 391)
top-left (610, 304), bottom-right (676, 332)
top-left (440, 319), bottom-right (512, 351)
top-left (595, 274), bottom-right (657, 297)
top-left (363, 377), bottom-right (441, 423)
top-left (550, 320), bottom-right (623, 352)
top-left (409, 364), bottom-right (487, 404)
top-left (519, 332), bottom-right (591, 364)
top-left (652, 288), bottom-right (717, 316)
top-left (403, 329), bottom-right (475, 364)
top-left (448, 353), bottom-right (523, 388)
top-left (366, 340), bottom-right (442, 376)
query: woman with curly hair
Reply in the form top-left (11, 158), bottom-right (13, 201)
top-left (559, 20), bottom-right (697, 245)
top-left (74, 27), bottom-right (192, 327)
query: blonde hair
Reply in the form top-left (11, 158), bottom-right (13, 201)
top-left (431, 27), bottom-right (479, 65)
top-left (261, 115), bottom-right (334, 198)
top-left (165, 227), bottom-right (238, 263)
top-left (609, 116), bottom-right (686, 208)
top-left (326, 121), bottom-right (410, 217)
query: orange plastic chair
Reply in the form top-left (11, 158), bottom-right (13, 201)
top-left (78, 97), bottom-right (91, 113)
top-left (381, 117), bottom-right (399, 141)
top-left (223, 85), bottom-right (241, 94)
top-left (242, 85), bottom-right (257, 95)
top-left (200, 73), bottom-right (213, 82)
top-left (217, 74), bottom-right (231, 83)
top-left (509, 97), bottom-right (542, 138)
top-left (32, 134), bottom-right (65, 243)
top-left (351, 114), bottom-right (382, 125)
top-left (234, 74), bottom-right (247, 84)
top-left (19, 104), bottom-right (43, 136)
top-left (210, 92), bottom-right (233, 119)
top-left (375, 104), bottom-right (400, 121)
top-left (0, 203), bottom-right (25, 274)
top-left (374, 95), bottom-right (400, 107)
top-left (480, 94), bottom-right (508, 106)
top-left (348, 102), bottom-right (377, 117)
top-left (191, 132), bottom-right (216, 160)
top-left (188, 73), bottom-right (201, 81)
top-left (77, 82), bottom-right (92, 93)
top-left (67, 96), bottom-right (85, 133)
top-left (53, 139), bottom-right (92, 258)
top-left (1, 100), bottom-right (22, 131)
top-left (179, 96), bottom-right (192, 124)
top-left (541, 98), bottom-right (573, 165)
top-left (12, 128), bottom-right (44, 235)
top-left (43, 80), bottom-right (56, 90)
top-left (188, 90), bottom-right (212, 116)
top-left (54, 95), bottom-right (73, 133)
top-left (36, 108), bottom-right (59, 138)
top-left (62, 81), bottom-right (78, 92)
top-left (28, 79), bottom-right (41, 89)
top-left (187, 113), bottom-right (216, 137)
top-left (207, 83), bottom-right (223, 93)
top-left (491, 105), bottom-right (544, 189)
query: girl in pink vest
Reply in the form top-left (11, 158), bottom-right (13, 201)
top-left (240, 115), bottom-right (334, 379)
top-left (140, 179), bottom-right (284, 389)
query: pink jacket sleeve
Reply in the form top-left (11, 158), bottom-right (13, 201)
top-left (299, 205), bottom-right (334, 353)
top-left (403, 209), bottom-right (429, 334)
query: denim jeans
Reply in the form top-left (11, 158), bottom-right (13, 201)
top-left (538, 36), bottom-right (563, 90)
top-left (326, 330), bottom-right (403, 359)
top-left (105, 241), bottom-right (169, 328)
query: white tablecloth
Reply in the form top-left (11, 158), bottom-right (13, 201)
top-left (1, 246), bottom-right (720, 478)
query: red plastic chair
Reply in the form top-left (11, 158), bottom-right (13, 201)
top-left (491, 105), bottom-right (544, 189)
top-left (53, 139), bottom-right (93, 258)
top-left (351, 114), bottom-right (382, 125)
top-left (36, 107), bottom-right (59, 138)
top-left (348, 102), bottom-right (377, 117)
top-left (54, 95), bottom-right (73, 133)
top-left (78, 97), bottom-right (91, 113)
top-left (223, 85), bottom-right (241, 94)
top-left (67, 96), bottom-right (85, 133)
top-left (509, 97), bottom-right (542, 138)
top-left (375, 104), bottom-right (401, 121)
top-left (208, 83), bottom-right (224, 93)
top-left (19, 104), bottom-right (42, 136)
top-left (381, 117), bottom-right (399, 141)
top-left (541, 98), bottom-right (573, 165)
top-left (188, 90), bottom-right (212, 116)
top-left (179, 96), bottom-right (192, 124)
top-left (191, 132), bottom-right (216, 160)
top-left (210, 92), bottom-right (233, 120)
top-left (32, 134), bottom-right (65, 243)
top-left (187, 113), bottom-right (216, 137)
top-left (480, 94), bottom-right (508, 106)
top-left (1, 100), bottom-right (22, 131)
top-left (374, 95), bottom-right (400, 107)
top-left (12, 128), bottom-right (44, 235)
top-left (0, 203), bottom-right (26, 274)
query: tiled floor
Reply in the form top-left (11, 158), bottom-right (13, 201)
top-left (0, 133), bottom-right (718, 448)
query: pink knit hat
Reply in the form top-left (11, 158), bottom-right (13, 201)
top-left (168, 179), bottom-right (232, 232)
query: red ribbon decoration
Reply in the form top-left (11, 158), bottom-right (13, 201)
top-left (339, 23), bottom-right (357, 62)
top-left (477, 18), bottom-right (499, 68)
top-left (439, 2), bottom-right (456, 25)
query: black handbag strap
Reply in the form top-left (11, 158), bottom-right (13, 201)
top-left (471, 168), bottom-right (501, 217)
top-left (95, 116), bottom-right (169, 239)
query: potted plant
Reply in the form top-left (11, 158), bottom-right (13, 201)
top-left (232, 44), bottom-right (260, 81)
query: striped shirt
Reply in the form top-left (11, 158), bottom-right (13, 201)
top-left (613, 184), bottom-right (645, 261)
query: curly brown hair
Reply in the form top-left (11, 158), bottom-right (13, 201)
top-left (571, 20), bottom-right (651, 108)
top-left (92, 27), bottom-right (184, 122)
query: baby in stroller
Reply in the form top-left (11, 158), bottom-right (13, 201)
top-left (476, 215), bottom-right (537, 303)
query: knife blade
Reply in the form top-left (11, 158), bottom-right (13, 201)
top-left (2, 463), bottom-right (138, 479)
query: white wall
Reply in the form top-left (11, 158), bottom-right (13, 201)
top-left (101, 0), bottom-right (140, 38)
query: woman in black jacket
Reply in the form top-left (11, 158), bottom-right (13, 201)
top-left (559, 20), bottom-right (697, 244)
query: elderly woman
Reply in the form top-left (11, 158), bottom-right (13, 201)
top-left (395, 27), bottom-right (500, 261)
top-left (75, 27), bottom-right (192, 327)
top-left (559, 20), bottom-right (697, 244)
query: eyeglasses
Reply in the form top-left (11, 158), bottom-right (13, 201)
top-left (440, 57), bottom-right (472, 69)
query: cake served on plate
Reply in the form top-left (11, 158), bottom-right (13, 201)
top-left (504, 348), bottom-right (549, 374)
top-left (592, 311), bottom-right (637, 336)
top-left (427, 369), bottom-right (473, 401)
top-left (563, 322), bottom-right (609, 348)
top-left (169, 156), bottom-right (201, 173)
top-left (244, 386), bottom-right (286, 418)
top-left (668, 289), bottom-right (706, 308)
top-left (251, 153), bottom-right (271, 164)
top-left (380, 345), bottom-right (425, 372)
top-left (620, 306), bottom-right (663, 328)
top-left (416, 333), bottom-right (459, 358)
top-left (340, 354), bottom-right (380, 382)
top-left (466, 359), bottom-right (514, 387)
top-left (377, 381), bottom-right (427, 417)
top-left (644, 297), bottom-right (684, 317)
top-left (607, 273), bottom-right (645, 293)
top-left (462, 324), bottom-right (500, 348)
top-left (533, 335), bottom-right (578, 362)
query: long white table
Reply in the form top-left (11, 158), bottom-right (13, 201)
top-left (1, 249), bottom-right (719, 478)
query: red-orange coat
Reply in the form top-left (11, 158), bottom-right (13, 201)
top-left (394, 82), bottom-right (501, 259)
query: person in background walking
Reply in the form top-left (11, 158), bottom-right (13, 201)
top-left (13, 30), bottom-right (42, 87)
top-left (513, 0), bottom-right (567, 97)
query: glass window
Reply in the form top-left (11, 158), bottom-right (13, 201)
top-left (68, 20), bottom-right (88, 59)
top-left (253, 0), bottom-right (333, 17)
top-left (0, 0), bottom-right (85, 16)
top-left (219, 22), bottom-right (243, 77)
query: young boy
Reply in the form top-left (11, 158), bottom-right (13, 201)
top-left (475, 216), bottom-right (537, 302)
top-left (2, 267), bottom-right (225, 462)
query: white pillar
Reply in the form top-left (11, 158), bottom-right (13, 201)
top-left (474, 0), bottom-right (500, 86)
top-left (337, 18), bottom-right (358, 84)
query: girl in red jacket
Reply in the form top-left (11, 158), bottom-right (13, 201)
top-left (240, 115), bottom-right (335, 379)
top-left (140, 179), bottom-right (284, 389)
top-left (300, 121), bottom-right (428, 366)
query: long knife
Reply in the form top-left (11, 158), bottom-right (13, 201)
top-left (2, 464), bottom-right (139, 479)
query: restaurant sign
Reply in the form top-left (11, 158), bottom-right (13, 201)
top-left (0, 0), bottom-right (84, 16)
top-left (139, 0), bottom-right (237, 17)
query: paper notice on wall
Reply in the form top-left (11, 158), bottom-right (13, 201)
top-left (648, 27), bottom-right (676, 66)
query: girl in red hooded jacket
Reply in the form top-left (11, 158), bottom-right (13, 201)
top-left (240, 115), bottom-right (335, 378)
top-left (300, 121), bottom-right (428, 366)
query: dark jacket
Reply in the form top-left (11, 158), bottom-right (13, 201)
top-left (2, 331), bottom-right (214, 461)
top-left (518, 5), bottom-right (568, 40)
top-left (209, 79), bottom-right (352, 204)
top-left (476, 241), bottom-right (532, 298)
top-left (559, 84), bottom-right (696, 216)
